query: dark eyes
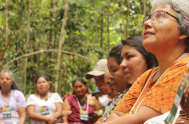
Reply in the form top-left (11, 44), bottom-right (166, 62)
top-left (112, 70), bottom-right (116, 73)
top-left (127, 55), bottom-right (132, 59)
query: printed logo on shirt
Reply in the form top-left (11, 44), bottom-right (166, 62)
top-left (2, 106), bottom-right (11, 118)
top-left (40, 106), bottom-right (50, 116)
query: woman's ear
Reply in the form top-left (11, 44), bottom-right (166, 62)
top-left (179, 34), bottom-right (188, 40)
top-left (48, 83), bottom-right (51, 90)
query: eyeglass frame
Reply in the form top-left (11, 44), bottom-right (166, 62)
top-left (145, 10), bottom-right (179, 23)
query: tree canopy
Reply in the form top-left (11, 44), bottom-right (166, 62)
top-left (0, 0), bottom-right (151, 96)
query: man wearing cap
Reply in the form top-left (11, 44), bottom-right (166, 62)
top-left (85, 59), bottom-right (109, 95)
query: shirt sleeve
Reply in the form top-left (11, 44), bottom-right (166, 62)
top-left (53, 93), bottom-right (63, 103)
top-left (114, 69), bottom-right (153, 113)
top-left (15, 90), bottom-right (27, 108)
top-left (26, 94), bottom-right (36, 106)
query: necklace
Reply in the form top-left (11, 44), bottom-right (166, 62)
top-left (74, 93), bottom-right (89, 110)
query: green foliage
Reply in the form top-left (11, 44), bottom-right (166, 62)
top-left (0, 0), bottom-right (151, 98)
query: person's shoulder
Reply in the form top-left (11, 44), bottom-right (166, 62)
top-left (27, 94), bottom-right (37, 100)
top-left (139, 67), bottom-right (158, 79)
top-left (12, 90), bottom-right (24, 96)
top-left (51, 92), bottom-right (60, 97)
top-left (51, 92), bottom-right (62, 99)
top-left (89, 95), bottom-right (97, 101)
top-left (174, 54), bottom-right (189, 65)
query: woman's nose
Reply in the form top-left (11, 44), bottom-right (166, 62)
top-left (110, 73), bottom-right (113, 79)
top-left (120, 59), bottom-right (127, 68)
top-left (143, 19), bottom-right (153, 29)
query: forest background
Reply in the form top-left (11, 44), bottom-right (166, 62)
top-left (0, 0), bottom-right (151, 97)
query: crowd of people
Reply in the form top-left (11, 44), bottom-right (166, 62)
top-left (1, 0), bottom-right (189, 123)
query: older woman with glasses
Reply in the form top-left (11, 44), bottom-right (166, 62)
top-left (103, 0), bottom-right (189, 123)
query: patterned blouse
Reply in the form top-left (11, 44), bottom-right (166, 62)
top-left (114, 55), bottom-right (189, 114)
top-left (103, 89), bottom-right (128, 122)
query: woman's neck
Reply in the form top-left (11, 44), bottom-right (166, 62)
top-left (1, 89), bottom-right (11, 98)
top-left (154, 52), bottom-right (187, 81)
top-left (38, 92), bottom-right (49, 99)
top-left (77, 94), bottom-right (87, 102)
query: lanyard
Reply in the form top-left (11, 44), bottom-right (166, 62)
top-left (130, 53), bottom-right (188, 113)
top-left (0, 90), bottom-right (12, 107)
top-left (76, 95), bottom-right (89, 112)
top-left (130, 69), bottom-right (159, 113)
top-left (38, 92), bottom-right (49, 100)
top-left (164, 62), bottom-right (189, 124)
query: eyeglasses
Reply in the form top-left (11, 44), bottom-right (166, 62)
top-left (144, 10), bottom-right (179, 23)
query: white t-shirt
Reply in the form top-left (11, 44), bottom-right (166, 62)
top-left (26, 93), bottom-right (63, 124)
top-left (144, 106), bottom-right (181, 124)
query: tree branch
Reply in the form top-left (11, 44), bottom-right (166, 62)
top-left (1, 49), bottom-right (91, 69)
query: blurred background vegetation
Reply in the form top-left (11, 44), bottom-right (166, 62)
top-left (0, 0), bottom-right (151, 97)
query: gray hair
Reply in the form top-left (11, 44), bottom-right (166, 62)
top-left (151, 0), bottom-right (189, 53)
top-left (0, 70), bottom-right (19, 90)
top-left (150, 0), bottom-right (189, 37)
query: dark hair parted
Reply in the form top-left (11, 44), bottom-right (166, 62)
top-left (72, 77), bottom-right (89, 95)
top-left (35, 76), bottom-right (49, 84)
top-left (107, 44), bottom-right (123, 65)
top-left (35, 76), bottom-right (51, 91)
top-left (107, 44), bottom-right (132, 89)
top-left (121, 35), bottom-right (158, 69)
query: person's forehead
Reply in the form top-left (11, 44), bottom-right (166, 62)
top-left (152, 4), bottom-right (175, 15)
top-left (0, 72), bottom-right (12, 77)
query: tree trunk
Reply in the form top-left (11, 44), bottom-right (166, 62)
top-left (107, 0), bottom-right (110, 52)
top-left (100, 13), bottom-right (103, 59)
top-left (5, 0), bottom-right (8, 43)
top-left (143, 0), bottom-right (146, 18)
top-left (24, 0), bottom-right (30, 94)
top-left (55, 0), bottom-right (68, 95)
top-left (126, 0), bottom-right (130, 38)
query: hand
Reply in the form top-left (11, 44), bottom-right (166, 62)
top-left (95, 117), bottom-right (104, 124)
top-left (45, 116), bottom-right (57, 124)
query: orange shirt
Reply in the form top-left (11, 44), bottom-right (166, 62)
top-left (114, 55), bottom-right (189, 114)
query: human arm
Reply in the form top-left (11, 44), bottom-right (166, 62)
top-left (62, 97), bottom-right (71, 123)
top-left (103, 106), bottom-right (161, 124)
top-left (50, 93), bottom-right (63, 120)
top-left (51, 102), bottom-right (63, 120)
top-left (93, 96), bottom-right (100, 123)
top-left (27, 105), bottom-right (57, 123)
top-left (18, 106), bottom-right (26, 124)
top-left (26, 94), bottom-right (57, 123)
top-left (105, 110), bottom-right (125, 122)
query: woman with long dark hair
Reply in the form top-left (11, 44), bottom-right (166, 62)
top-left (62, 77), bottom-right (100, 124)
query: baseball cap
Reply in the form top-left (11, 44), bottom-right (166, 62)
top-left (85, 59), bottom-right (107, 79)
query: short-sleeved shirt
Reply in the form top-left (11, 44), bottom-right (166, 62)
top-left (26, 93), bottom-right (63, 124)
top-left (0, 90), bottom-right (26, 124)
top-left (115, 55), bottom-right (189, 114)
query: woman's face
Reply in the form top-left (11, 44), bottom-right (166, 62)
top-left (108, 57), bottom-right (128, 93)
top-left (36, 77), bottom-right (50, 95)
top-left (120, 45), bottom-right (147, 84)
top-left (143, 4), bottom-right (182, 55)
top-left (73, 81), bottom-right (87, 97)
top-left (0, 72), bottom-right (13, 91)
